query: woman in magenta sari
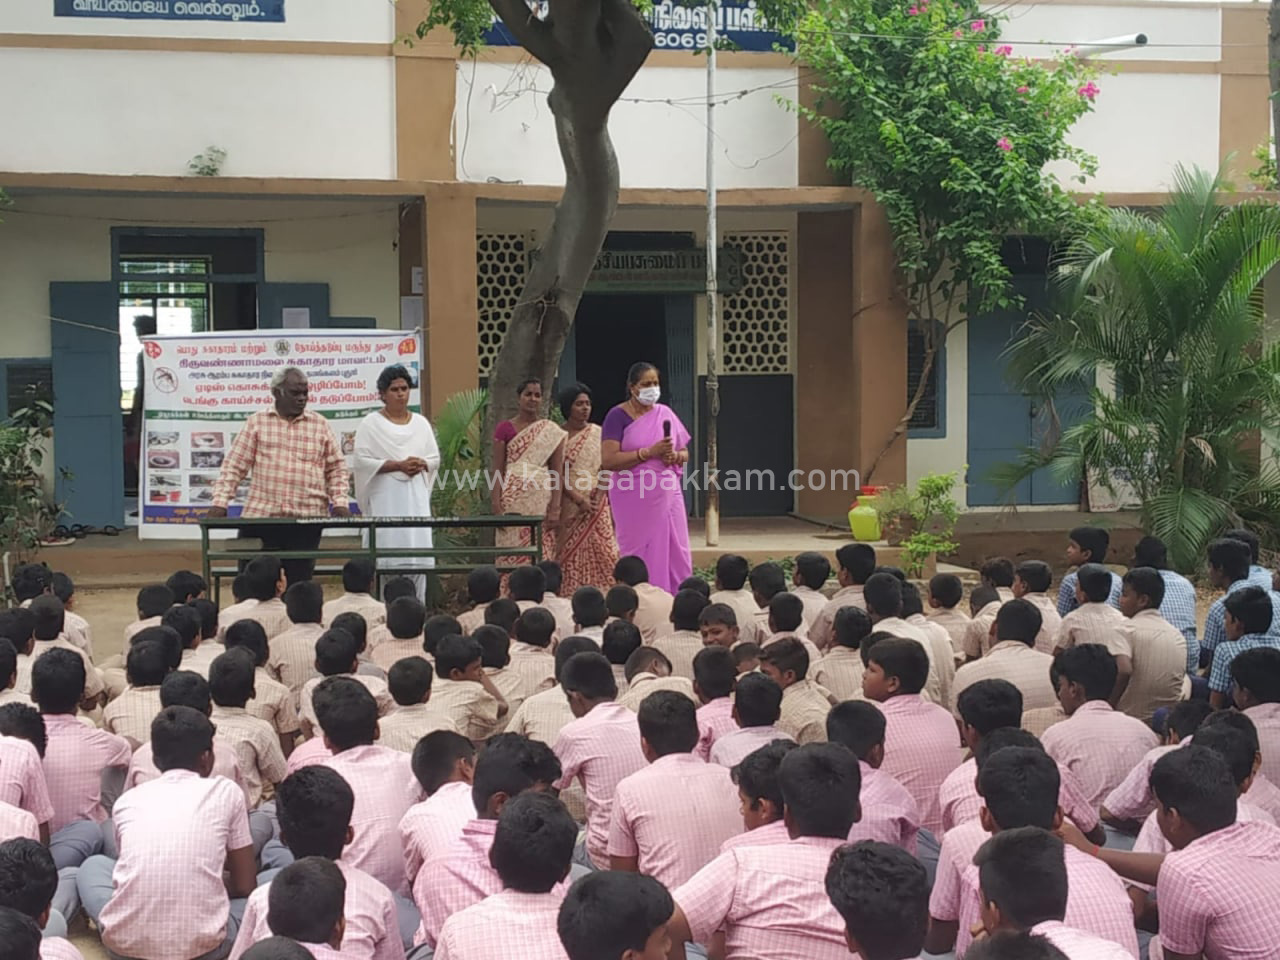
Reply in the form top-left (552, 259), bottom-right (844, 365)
top-left (600, 362), bottom-right (692, 593)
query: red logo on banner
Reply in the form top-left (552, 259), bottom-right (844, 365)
top-left (397, 338), bottom-right (416, 355)
top-left (143, 341), bottom-right (162, 359)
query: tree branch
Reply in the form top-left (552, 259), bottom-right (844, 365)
top-left (489, 0), bottom-right (559, 65)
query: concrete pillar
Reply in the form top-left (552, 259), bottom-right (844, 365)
top-left (423, 186), bottom-right (478, 414)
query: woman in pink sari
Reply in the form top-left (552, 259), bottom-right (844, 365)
top-left (600, 362), bottom-right (692, 593)
top-left (492, 378), bottom-right (564, 564)
top-left (556, 382), bottom-right (619, 591)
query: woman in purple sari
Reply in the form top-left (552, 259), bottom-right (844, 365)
top-left (600, 362), bottom-right (693, 593)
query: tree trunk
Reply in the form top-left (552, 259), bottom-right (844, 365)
top-left (1271, 0), bottom-right (1280, 183)
top-left (482, 0), bottom-right (654, 435)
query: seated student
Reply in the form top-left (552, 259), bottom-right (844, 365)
top-left (0, 905), bottom-right (41, 960)
top-left (760, 637), bottom-right (835, 745)
top-left (962, 585), bottom-right (1003, 664)
top-left (457, 566), bottom-right (501, 636)
top-left (50, 571), bottom-right (93, 660)
top-left (710, 673), bottom-right (793, 768)
top-left (680, 576), bottom-right (711, 598)
top-left (1131, 535), bottom-right (1199, 664)
top-left (230, 767), bottom-right (404, 960)
top-left (378, 657), bottom-right (459, 753)
top-left (508, 609), bottom-right (557, 695)
top-left (0, 838), bottom-right (79, 957)
top-left (709, 554), bottom-right (763, 647)
top-left (102, 634), bottom-right (173, 745)
top-left (218, 573), bottom-right (258, 639)
top-left (0, 610), bottom-right (36, 695)
top-left (927, 572), bottom-right (970, 660)
top-left (692, 646), bottom-right (736, 760)
top-left (953, 600), bottom-right (1057, 715)
top-left (556, 870), bottom-right (675, 960)
top-left (972, 827), bottom-right (1134, 959)
top-left (861, 637), bottom-right (962, 838)
top-left (667, 744), bottom-right (862, 956)
top-left (79, 705), bottom-right (255, 960)
top-left (370, 598), bottom-right (428, 674)
top-left (0, 640), bottom-right (30, 710)
top-left (475, 624), bottom-right (528, 729)
top-left (399, 731), bottom-right (477, 886)
top-left (27, 597), bottom-right (103, 705)
top-left (862, 574), bottom-right (943, 705)
top-left (436, 792), bottom-right (579, 959)
top-left (814, 607), bottom-right (873, 702)
top-left (810, 544), bottom-right (875, 651)
top-left (606, 585), bottom-right (640, 630)
top-left (603, 620), bottom-right (642, 693)
top-left (1056, 526), bottom-right (1122, 616)
top-left (553, 652), bottom-right (647, 870)
top-left (1210, 584), bottom-right (1280, 709)
top-left (826, 701), bottom-right (921, 854)
top-left (925, 746), bottom-right (1137, 959)
top-left (242, 937), bottom-right (318, 960)
top-left (537, 560), bottom-right (575, 640)
top-left (1010, 560), bottom-right (1062, 655)
top-left (124, 583), bottom-right (175, 643)
top-left (0, 705), bottom-right (53, 845)
top-left (571, 586), bottom-right (608, 641)
top-left (262, 857), bottom-right (348, 959)
top-left (615, 556), bottom-right (675, 644)
top-left (299, 629), bottom-right (394, 739)
top-left (731, 642), bottom-right (762, 676)
top-left (1113, 566), bottom-right (1187, 722)
top-left (164, 602), bottom-right (217, 678)
top-left (332, 611), bottom-right (385, 682)
top-left (241, 556), bottom-right (296, 641)
top-left (1226, 526), bottom-right (1275, 589)
top-left (412, 733), bottom-right (564, 947)
top-left (901, 582), bottom-right (957, 703)
top-left (769, 593), bottom-right (821, 658)
top-left (366, 578), bottom-right (420, 652)
top-left (165, 569), bottom-right (206, 605)
top-left (609, 691), bottom-right (742, 887)
top-left (210, 649), bottom-right (289, 811)
top-left (721, 739), bottom-right (796, 850)
top-left (32, 650), bottom-right (129, 881)
top-left (1101, 699), bottom-right (1213, 831)
top-left (269, 580), bottom-right (327, 704)
top-left (752, 563), bottom-right (798, 637)
top-left (482, 599), bottom-right (521, 645)
top-left (427, 635), bottom-right (508, 741)
top-left (417, 615), bottom-right (458, 663)
top-left (507, 636), bottom-right (598, 747)
top-left (980, 556), bottom-right (1016, 604)
top-left (1201, 709), bottom-right (1280, 821)
top-left (698, 603), bottom-right (740, 651)
top-left (941, 683), bottom-right (1102, 841)
top-left (323, 558), bottom-right (386, 628)
top-left (1231, 645), bottom-right (1280, 784)
top-left (225, 620), bottom-right (302, 757)
top-left (1054, 563), bottom-right (1127, 657)
top-left (825, 840), bottom-right (930, 960)
top-left (618, 647), bottom-right (696, 712)
top-left (790, 551), bottom-right (832, 629)
top-left (191, 596), bottom-right (221, 646)
top-left (9, 563), bottom-right (51, 609)
top-left (654, 589), bottom-right (710, 681)
top-left (508, 566), bottom-right (548, 615)
top-left (1041, 645), bottom-right (1159, 808)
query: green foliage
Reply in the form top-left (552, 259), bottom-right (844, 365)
top-left (999, 165), bottom-right (1280, 571)
top-left (1248, 139), bottom-right (1277, 191)
top-left (430, 387), bottom-right (490, 525)
top-left (690, 555), bottom-right (797, 584)
top-left (0, 390), bottom-right (64, 562)
top-left (872, 470), bottom-right (961, 575)
top-left (791, 0), bottom-right (1098, 324)
top-left (187, 146), bottom-right (227, 177)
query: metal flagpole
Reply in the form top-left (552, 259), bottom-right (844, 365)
top-left (704, 0), bottom-right (721, 547)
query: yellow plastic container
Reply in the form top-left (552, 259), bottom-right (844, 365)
top-left (848, 495), bottom-right (881, 542)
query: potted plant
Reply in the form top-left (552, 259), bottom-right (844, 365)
top-left (0, 391), bottom-right (64, 567)
top-left (872, 471), bottom-right (962, 575)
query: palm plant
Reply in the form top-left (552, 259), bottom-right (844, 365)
top-left (430, 387), bottom-right (489, 527)
top-left (998, 165), bottom-right (1280, 571)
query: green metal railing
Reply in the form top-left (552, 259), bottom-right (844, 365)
top-left (199, 515), bottom-right (543, 602)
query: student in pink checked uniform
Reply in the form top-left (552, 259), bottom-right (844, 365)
top-left (258, 857), bottom-right (348, 957)
top-left (824, 840), bottom-right (931, 960)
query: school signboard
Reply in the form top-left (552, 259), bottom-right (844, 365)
top-left (137, 330), bottom-right (420, 540)
top-left (54, 0), bottom-right (285, 23)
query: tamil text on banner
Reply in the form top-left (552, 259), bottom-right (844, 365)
top-left (138, 330), bottom-right (421, 539)
top-left (54, 0), bottom-right (285, 22)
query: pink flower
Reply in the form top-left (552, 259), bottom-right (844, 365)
top-left (997, 137), bottom-right (1013, 151)
top-left (1077, 81), bottom-right (1100, 101)
top-left (971, 19), bottom-right (985, 31)
top-left (995, 44), bottom-right (1012, 56)
top-left (908, 5), bottom-right (919, 13)
top-left (977, 44), bottom-right (985, 52)
top-left (1016, 85), bottom-right (1030, 94)
top-left (954, 29), bottom-right (963, 38)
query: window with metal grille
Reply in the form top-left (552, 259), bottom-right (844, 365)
top-left (907, 323), bottom-right (943, 435)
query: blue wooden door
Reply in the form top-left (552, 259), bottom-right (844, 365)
top-left (967, 277), bottom-right (1089, 506)
top-left (257, 283), bottom-right (331, 329)
top-left (50, 282), bottom-right (124, 527)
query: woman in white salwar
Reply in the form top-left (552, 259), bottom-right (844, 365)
top-left (353, 364), bottom-right (440, 601)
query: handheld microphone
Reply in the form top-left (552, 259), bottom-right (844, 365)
top-left (663, 420), bottom-right (671, 439)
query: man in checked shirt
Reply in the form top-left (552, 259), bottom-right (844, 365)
top-left (209, 367), bottom-right (351, 585)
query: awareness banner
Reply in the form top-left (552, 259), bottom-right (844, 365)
top-left (138, 330), bottom-right (421, 540)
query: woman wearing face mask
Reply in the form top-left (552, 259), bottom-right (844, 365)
top-left (599, 361), bottom-right (692, 593)
top-left (493, 378), bottom-right (565, 565)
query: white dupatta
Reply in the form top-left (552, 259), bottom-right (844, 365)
top-left (352, 411), bottom-right (441, 513)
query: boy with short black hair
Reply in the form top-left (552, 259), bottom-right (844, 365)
top-left (1054, 563), bottom-right (1127, 657)
top-left (606, 584), bottom-right (640, 626)
top-left (731, 642), bottom-right (761, 675)
top-left (615, 556), bottom-right (675, 644)
top-left (378, 657), bottom-right (459, 753)
top-left (697, 603), bottom-right (739, 651)
top-left (791, 551), bottom-right (832, 628)
top-left (557, 870), bottom-right (674, 960)
top-left (861, 638), bottom-right (962, 838)
top-left (751, 562), bottom-right (793, 638)
top-left (1010, 560), bottom-right (1061, 654)
top-left (332, 610), bottom-right (385, 681)
top-left (1056, 526), bottom-right (1122, 616)
top-left (815, 605), bottom-right (872, 702)
top-left (28, 596), bottom-right (103, 704)
top-left (680, 576), bottom-right (711, 598)
top-left (826, 840), bottom-right (930, 960)
top-left (124, 583), bottom-right (175, 642)
top-left (1231, 645), bottom-right (1280, 783)
top-left (0, 640), bottom-right (29, 710)
top-left (1114, 566), bottom-right (1187, 722)
top-left (980, 557), bottom-right (1016, 602)
top-left (78, 705), bottom-right (256, 960)
top-left (760, 636), bottom-right (833, 745)
top-left (164, 602), bottom-right (216, 678)
top-left (692, 646), bottom-right (736, 760)
top-left (218, 572), bottom-right (257, 639)
top-left (1209, 584), bottom-right (1280, 709)
top-left (50, 571), bottom-right (92, 659)
top-left (654, 589), bottom-right (709, 681)
top-left (210, 648), bottom-right (289, 810)
top-left (963, 585), bottom-right (1003, 664)
top-left (270, 579), bottom-right (327, 703)
top-left (509, 608), bottom-right (557, 695)
top-left (571, 586), bottom-right (607, 641)
top-left (428, 634), bottom-right (508, 741)
top-left (458, 566), bottom-right (501, 635)
top-left (190, 597), bottom-right (220, 645)
top-left (400, 730), bottom-right (477, 884)
top-left (927, 572), bottom-right (969, 660)
top-left (230, 765), bottom-right (404, 960)
top-left (225, 619), bottom-right (302, 756)
top-left (710, 673), bottom-right (792, 768)
top-left (242, 556), bottom-right (295, 641)
top-left (363, 578), bottom-right (419, 651)
top-left (0, 838), bottom-right (78, 957)
top-left (299, 628), bottom-right (394, 737)
top-left (709, 554), bottom-right (762, 647)
top-left (952, 599), bottom-right (1057, 715)
top-left (617, 646), bottom-right (696, 713)
top-left (102, 636), bottom-right (170, 745)
top-left (483, 598), bottom-right (521, 642)
top-left (720, 739), bottom-right (795, 849)
top-left (537, 560), bottom-right (575, 639)
top-left (507, 565), bottom-right (547, 611)
top-left (810, 543), bottom-right (876, 651)
top-left (827, 701), bottom-right (921, 853)
top-left (476, 623), bottom-right (528, 729)
top-left (371, 597), bottom-right (428, 673)
top-left (0, 905), bottom-right (41, 960)
top-left (0, 610), bottom-right (36, 695)
top-left (264, 857), bottom-right (346, 957)
top-left (166, 569), bottom-right (207, 604)
top-left (1101, 698), bottom-right (1213, 830)
top-left (603, 620), bottom-right (643, 692)
top-left (323, 558), bottom-right (386, 628)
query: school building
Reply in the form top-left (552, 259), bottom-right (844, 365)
top-left (0, 0), bottom-right (1269, 529)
